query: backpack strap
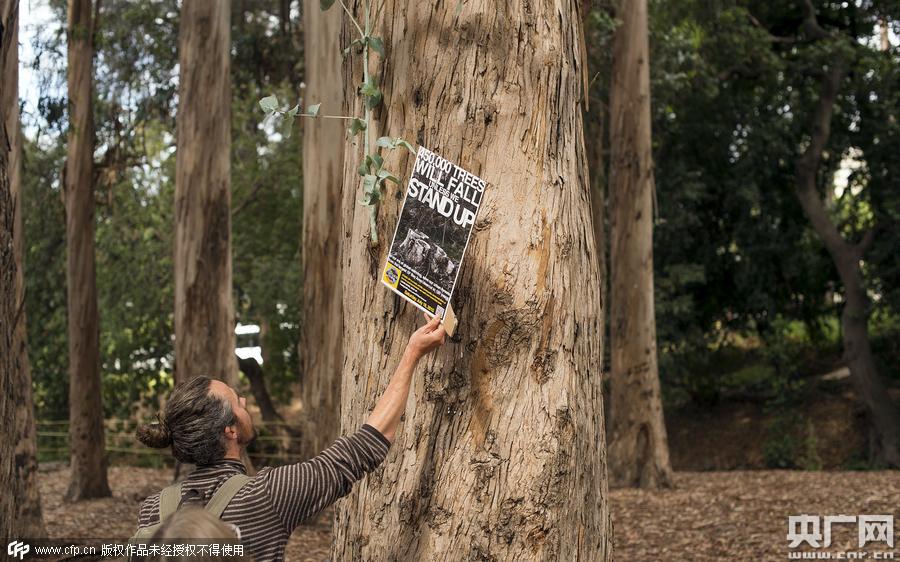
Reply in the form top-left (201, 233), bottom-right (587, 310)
top-left (204, 474), bottom-right (252, 518)
top-left (158, 482), bottom-right (183, 521)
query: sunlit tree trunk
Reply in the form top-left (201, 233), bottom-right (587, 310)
top-left (299, 0), bottom-right (344, 459)
top-left (1, 0), bottom-right (46, 534)
top-left (174, 0), bottom-right (237, 386)
top-left (332, 1), bottom-right (612, 559)
top-left (63, 0), bottom-right (110, 501)
top-left (607, 0), bottom-right (673, 489)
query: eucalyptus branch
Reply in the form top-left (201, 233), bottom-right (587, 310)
top-left (298, 114), bottom-right (357, 120)
top-left (261, 0), bottom-right (416, 250)
top-left (339, 0), bottom-right (365, 37)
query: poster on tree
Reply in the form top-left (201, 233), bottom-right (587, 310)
top-left (382, 146), bottom-right (486, 320)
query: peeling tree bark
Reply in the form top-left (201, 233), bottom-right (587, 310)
top-left (606, 0), bottom-right (673, 489)
top-left (63, 0), bottom-right (111, 502)
top-left (795, 63), bottom-right (900, 468)
top-left (174, 1), bottom-right (237, 386)
top-left (1, 0), bottom-right (46, 535)
top-left (299, 0), bottom-right (344, 459)
top-left (332, 1), bottom-right (612, 559)
top-left (1, 0), bottom-right (47, 538)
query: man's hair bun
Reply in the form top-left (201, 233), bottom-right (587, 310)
top-left (136, 419), bottom-right (173, 449)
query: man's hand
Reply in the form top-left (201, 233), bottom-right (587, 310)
top-left (365, 313), bottom-right (447, 443)
top-left (406, 313), bottom-right (446, 360)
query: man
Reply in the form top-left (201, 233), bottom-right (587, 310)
top-left (135, 314), bottom-right (446, 562)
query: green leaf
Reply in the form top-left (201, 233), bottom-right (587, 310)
top-left (343, 38), bottom-right (363, 56)
top-left (377, 168), bottom-right (400, 184)
top-left (397, 139), bottom-right (417, 155)
top-left (286, 104), bottom-right (300, 118)
top-left (360, 75), bottom-right (383, 108)
top-left (282, 114), bottom-right (294, 139)
top-left (376, 136), bottom-right (395, 148)
top-left (360, 174), bottom-right (379, 205)
top-left (306, 103), bottom-right (321, 117)
top-left (320, 0), bottom-right (336, 10)
top-left (347, 118), bottom-right (367, 136)
top-left (371, 153), bottom-right (384, 170)
top-left (259, 95), bottom-right (279, 113)
top-left (358, 161), bottom-right (369, 177)
top-left (367, 90), bottom-right (383, 109)
top-left (368, 36), bottom-right (385, 58)
top-left (360, 77), bottom-right (379, 97)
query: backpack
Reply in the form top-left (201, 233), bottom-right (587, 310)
top-left (130, 473), bottom-right (252, 542)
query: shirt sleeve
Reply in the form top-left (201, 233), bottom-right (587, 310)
top-left (264, 424), bottom-right (391, 532)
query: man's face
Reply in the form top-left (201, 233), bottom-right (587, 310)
top-left (209, 380), bottom-right (257, 447)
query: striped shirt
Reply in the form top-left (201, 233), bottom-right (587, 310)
top-left (136, 424), bottom-right (390, 562)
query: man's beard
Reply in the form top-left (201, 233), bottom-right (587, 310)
top-left (238, 419), bottom-right (257, 446)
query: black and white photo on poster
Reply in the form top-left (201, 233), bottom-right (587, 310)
top-left (382, 146), bottom-right (485, 320)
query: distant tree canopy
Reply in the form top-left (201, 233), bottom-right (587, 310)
top-left (25, 0), bottom-right (302, 420)
top-left (584, 0), bottom-right (900, 405)
top-left (21, 0), bottom-right (900, 425)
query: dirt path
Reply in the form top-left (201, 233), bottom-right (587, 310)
top-left (38, 466), bottom-right (899, 561)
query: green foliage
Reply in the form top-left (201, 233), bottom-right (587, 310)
top-left (259, 0), bottom-right (414, 246)
top-left (25, 0), bottom-right (305, 422)
top-left (22, 139), bottom-right (69, 419)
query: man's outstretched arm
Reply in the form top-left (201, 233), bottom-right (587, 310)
top-left (266, 313), bottom-right (446, 530)
top-left (366, 313), bottom-right (446, 442)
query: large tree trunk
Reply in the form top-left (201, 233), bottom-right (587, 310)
top-left (2, 0), bottom-right (46, 539)
top-left (606, 0), bottom-right (673, 489)
top-left (795, 63), bottom-right (900, 468)
top-left (332, 2), bottom-right (612, 560)
top-left (1, 0), bottom-right (46, 535)
top-left (298, 0), bottom-right (344, 458)
top-left (174, 0), bottom-right (236, 386)
top-left (64, 0), bottom-right (110, 501)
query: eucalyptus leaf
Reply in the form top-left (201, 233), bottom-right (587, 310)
top-left (358, 161), bottom-right (369, 177)
top-left (320, 0), bottom-right (336, 10)
top-left (376, 136), bottom-right (394, 148)
top-left (360, 77), bottom-right (379, 97)
top-left (306, 103), bottom-right (321, 117)
top-left (367, 89), bottom-right (383, 109)
top-left (259, 95), bottom-right (279, 113)
top-left (347, 118), bottom-right (367, 136)
top-left (377, 169), bottom-right (400, 184)
top-left (363, 174), bottom-right (378, 201)
top-left (368, 36), bottom-right (385, 58)
top-left (282, 114), bottom-right (294, 139)
top-left (397, 139), bottom-right (417, 155)
top-left (372, 153), bottom-right (384, 170)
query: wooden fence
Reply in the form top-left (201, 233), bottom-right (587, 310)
top-left (36, 419), bottom-right (308, 468)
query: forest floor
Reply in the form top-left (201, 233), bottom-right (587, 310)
top-left (38, 465), bottom-right (899, 561)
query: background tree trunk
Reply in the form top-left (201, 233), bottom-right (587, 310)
top-left (332, 2), bottom-right (612, 559)
top-left (607, 0), bottom-right (673, 489)
top-left (298, 0), bottom-right (344, 459)
top-left (2, 0), bottom-right (46, 539)
top-left (2, 0), bottom-right (46, 535)
top-left (64, 0), bottom-right (110, 501)
top-left (174, 0), bottom-right (236, 386)
top-left (795, 63), bottom-right (900, 468)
